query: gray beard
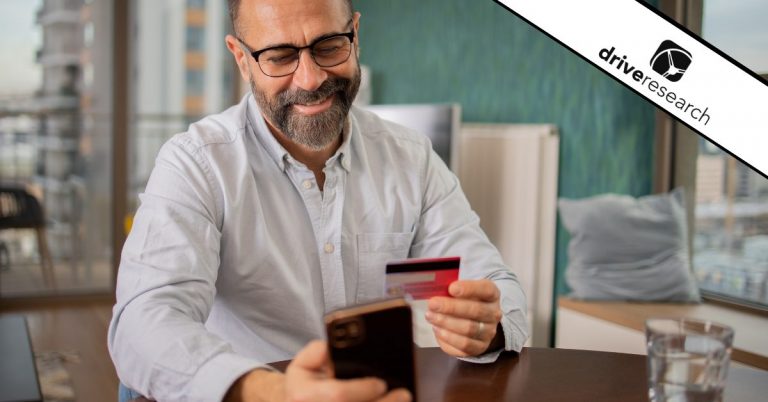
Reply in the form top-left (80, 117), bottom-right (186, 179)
top-left (250, 65), bottom-right (361, 151)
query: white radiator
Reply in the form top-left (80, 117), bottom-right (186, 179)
top-left (457, 123), bottom-right (560, 347)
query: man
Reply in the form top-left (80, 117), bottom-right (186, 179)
top-left (109, 0), bottom-right (529, 401)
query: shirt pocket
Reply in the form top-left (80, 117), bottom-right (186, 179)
top-left (356, 232), bottom-right (413, 303)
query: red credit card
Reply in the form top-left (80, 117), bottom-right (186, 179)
top-left (385, 257), bottom-right (460, 300)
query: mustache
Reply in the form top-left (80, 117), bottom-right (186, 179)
top-left (276, 77), bottom-right (351, 107)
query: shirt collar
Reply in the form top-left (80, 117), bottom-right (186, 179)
top-left (246, 94), bottom-right (353, 173)
top-left (331, 118), bottom-right (353, 173)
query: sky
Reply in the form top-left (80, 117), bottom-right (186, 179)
top-left (0, 0), bottom-right (42, 97)
top-left (702, 0), bottom-right (768, 73)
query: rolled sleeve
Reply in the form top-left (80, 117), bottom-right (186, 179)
top-left (459, 290), bottom-right (529, 363)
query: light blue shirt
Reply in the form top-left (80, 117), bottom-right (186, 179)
top-left (108, 94), bottom-right (529, 402)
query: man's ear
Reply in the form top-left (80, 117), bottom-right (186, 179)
top-left (353, 11), bottom-right (361, 57)
top-left (225, 34), bottom-right (251, 83)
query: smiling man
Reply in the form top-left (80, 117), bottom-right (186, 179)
top-left (108, 1), bottom-right (528, 401)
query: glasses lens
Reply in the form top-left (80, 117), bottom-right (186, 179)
top-left (257, 47), bottom-right (300, 77)
top-left (311, 35), bottom-right (352, 67)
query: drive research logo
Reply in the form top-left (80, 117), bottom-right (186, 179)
top-left (650, 40), bottom-right (692, 82)
top-left (598, 44), bottom-right (711, 126)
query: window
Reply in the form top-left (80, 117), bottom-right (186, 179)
top-left (187, 0), bottom-right (206, 10)
top-left (130, 0), bottom-right (236, 214)
top-left (0, 0), bottom-right (114, 296)
top-left (0, 0), bottom-right (237, 299)
top-left (185, 69), bottom-right (205, 96)
top-left (691, 0), bottom-right (768, 309)
top-left (186, 26), bottom-right (205, 52)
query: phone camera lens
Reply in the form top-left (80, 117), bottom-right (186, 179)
top-left (333, 327), bottom-right (348, 340)
top-left (347, 322), bottom-right (360, 337)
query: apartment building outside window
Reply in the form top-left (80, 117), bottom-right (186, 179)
top-left (0, 0), bottom-right (113, 296)
top-left (0, 0), bottom-right (237, 298)
top-left (130, 0), bottom-right (236, 216)
top-left (690, 0), bottom-right (768, 310)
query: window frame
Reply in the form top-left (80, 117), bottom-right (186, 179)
top-left (655, 0), bottom-right (768, 314)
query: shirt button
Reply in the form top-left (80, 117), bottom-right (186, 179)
top-left (302, 180), bottom-right (313, 189)
top-left (324, 243), bottom-right (335, 253)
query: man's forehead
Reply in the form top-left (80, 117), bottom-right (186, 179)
top-left (238, 0), bottom-right (350, 46)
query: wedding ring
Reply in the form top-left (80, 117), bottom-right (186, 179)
top-left (476, 321), bottom-right (485, 339)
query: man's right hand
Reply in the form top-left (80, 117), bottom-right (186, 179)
top-left (225, 340), bottom-right (412, 402)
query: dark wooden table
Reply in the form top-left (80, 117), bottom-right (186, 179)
top-left (271, 347), bottom-right (648, 402)
top-left (131, 347), bottom-right (646, 402)
top-left (128, 346), bottom-right (768, 401)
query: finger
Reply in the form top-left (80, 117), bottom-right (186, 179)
top-left (433, 326), bottom-right (488, 357)
top-left (314, 377), bottom-right (388, 402)
top-left (288, 340), bottom-right (331, 378)
top-left (428, 297), bottom-right (501, 323)
top-left (449, 280), bottom-right (500, 302)
top-left (435, 336), bottom-right (471, 358)
top-left (378, 388), bottom-right (413, 402)
top-left (425, 311), bottom-right (496, 341)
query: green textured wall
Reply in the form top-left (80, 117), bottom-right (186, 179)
top-left (354, 1), bottom-right (655, 303)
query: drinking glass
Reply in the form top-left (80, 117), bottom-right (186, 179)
top-left (645, 318), bottom-right (734, 402)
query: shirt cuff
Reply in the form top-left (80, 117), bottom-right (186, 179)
top-left (458, 314), bottom-right (528, 364)
top-left (187, 352), bottom-right (271, 402)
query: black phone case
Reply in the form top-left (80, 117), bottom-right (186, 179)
top-left (325, 299), bottom-right (417, 399)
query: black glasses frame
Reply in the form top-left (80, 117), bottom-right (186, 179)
top-left (237, 30), bottom-right (356, 78)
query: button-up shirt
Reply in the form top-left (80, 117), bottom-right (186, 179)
top-left (108, 94), bottom-right (528, 402)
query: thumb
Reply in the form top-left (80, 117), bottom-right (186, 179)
top-left (290, 340), bottom-right (332, 377)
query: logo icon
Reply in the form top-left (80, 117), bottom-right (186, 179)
top-left (650, 40), bottom-right (692, 82)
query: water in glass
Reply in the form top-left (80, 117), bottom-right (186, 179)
top-left (648, 334), bottom-right (729, 402)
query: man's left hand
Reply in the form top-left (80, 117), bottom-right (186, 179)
top-left (425, 279), bottom-right (503, 357)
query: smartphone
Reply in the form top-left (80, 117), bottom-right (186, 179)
top-left (324, 298), bottom-right (417, 400)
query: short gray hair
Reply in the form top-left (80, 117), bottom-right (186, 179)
top-left (228, 0), bottom-right (354, 35)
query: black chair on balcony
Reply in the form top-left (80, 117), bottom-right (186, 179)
top-left (0, 186), bottom-right (56, 289)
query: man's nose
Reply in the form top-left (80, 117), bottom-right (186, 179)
top-left (292, 50), bottom-right (327, 92)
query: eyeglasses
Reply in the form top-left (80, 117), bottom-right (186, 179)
top-left (238, 29), bottom-right (355, 78)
